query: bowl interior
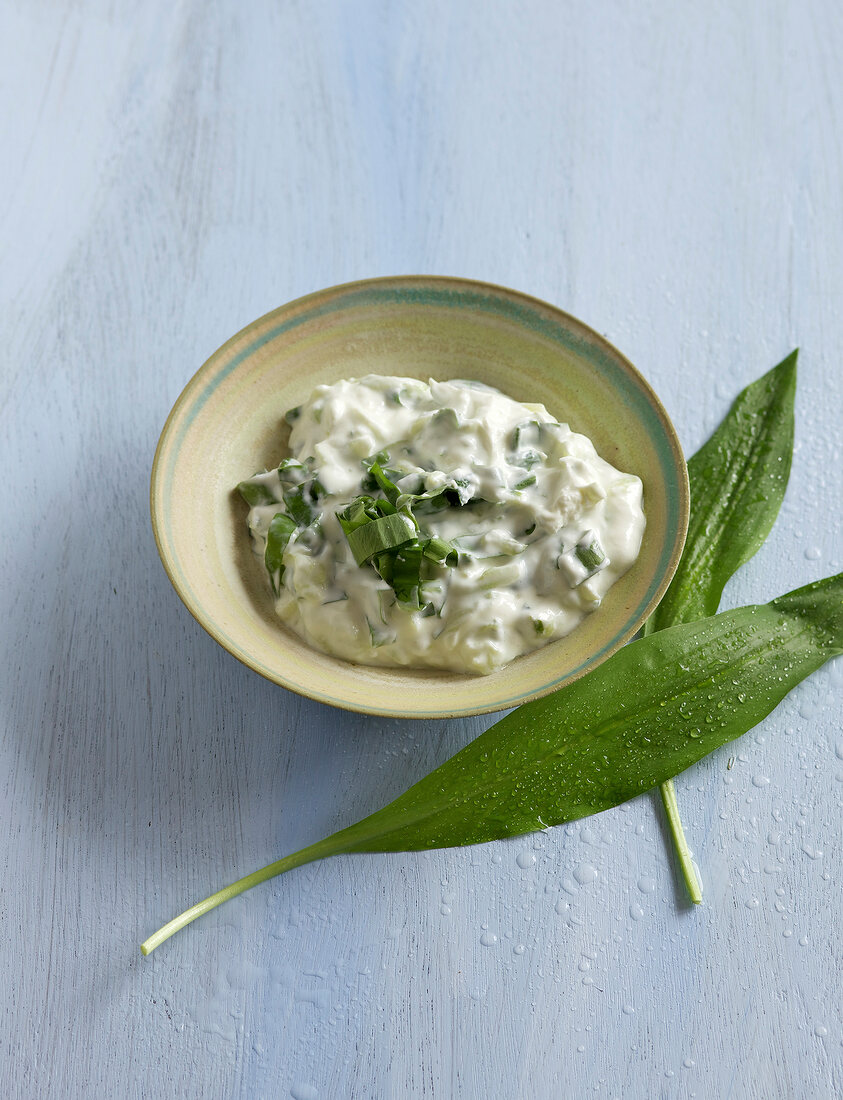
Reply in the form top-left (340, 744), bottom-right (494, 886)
top-left (152, 277), bottom-right (688, 717)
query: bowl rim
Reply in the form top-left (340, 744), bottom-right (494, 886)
top-left (151, 274), bottom-right (689, 717)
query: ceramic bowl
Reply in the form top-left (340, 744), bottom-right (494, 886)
top-left (151, 276), bottom-right (688, 717)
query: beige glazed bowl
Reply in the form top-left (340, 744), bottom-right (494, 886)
top-left (151, 276), bottom-right (688, 717)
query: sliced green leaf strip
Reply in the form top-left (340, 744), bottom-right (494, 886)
top-left (282, 487), bottom-right (314, 527)
top-left (513, 474), bottom-right (536, 491)
top-left (277, 458), bottom-right (307, 483)
top-left (574, 533), bottom-right (605, 572)
top-left (264, 513), bottom-right (297, 594)
top-left (344, 512), bottom-right (416, 566)
top-left (422, 537), bottom-right (459, 566)
top-left (363, 460), bottom-right (402, 504)
top-left (237, 479), bottom-right (279, 507)
top-left (337, 471), bottom-right (460, 603)
top-left (389, 546), bottom-right (424, 605)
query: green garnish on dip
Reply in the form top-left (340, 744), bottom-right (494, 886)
top-left (336, 492), bottom-right (459, 610)
top-left (236, 375), bottom-right (645, 674)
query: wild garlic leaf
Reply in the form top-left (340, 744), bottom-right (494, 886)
top-left (322, 573), bottom-right (841, 851)
top-left (647, 350), bottom-right (797, 632)
top-left (646, 351), bottom-right (797, 901)
top-left (141, 571), bottom-right (842, 953)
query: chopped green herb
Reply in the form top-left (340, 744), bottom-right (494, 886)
top-left (512, 420), bottom-right (540, 449)
top-left (389, 546), bottom-right (425, 605)
top-left (264, 513), bottom-right (297, 594)
top-left (342, 512), bottom-right (416, 566)
top-left (515, 450), bottom-right (542, 470)
top-left (366, 618), bottom-right (392, 647)
top-left (237, 478), bottom-right (280, 507)
top-left (336, 495), bottom-right (377, 534)
top-left (283, 487), bottom-right (315, 527)
top-left (431, 408), bottom-right (460, 430)
top-left (511, 420), bottom-right (567, 454)
top-left (376, 589), bottom-right (393, 624)
top-left (574, 534), bottom-right (605, 573)
top-left (368, 461), bottom-right (402, 505)
top-left (421, 537), bottom-right (459, 567)
top-left (277, 458), bottom-right (307, 482)
top-left (337, 483), bottom-right (459, 604)
top-left (451, 477), bottom-right (473, 500)
top-left (557, 530), bottom-right (607, 586)
top-left (513, 474), bottom-right (537, 491)
top-left (407, 490), bottom-right (452, 516)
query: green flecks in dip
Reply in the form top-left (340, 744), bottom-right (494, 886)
top-left (238, 376), bottom-right (645, 674)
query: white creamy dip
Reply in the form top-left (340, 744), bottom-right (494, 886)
top-left (238, 375), bottom-right (645, 675)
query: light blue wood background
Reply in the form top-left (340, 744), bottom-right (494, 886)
top-left (2, 3), bottom-right (841, 1097)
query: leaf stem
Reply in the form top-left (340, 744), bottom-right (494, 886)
top-left (140, 837), bottom-right (336, 955)
top-left (659, 779), bottom-right (703, 904)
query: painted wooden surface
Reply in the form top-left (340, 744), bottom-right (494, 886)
top-left (2, 2), bottom-right (841, 1097)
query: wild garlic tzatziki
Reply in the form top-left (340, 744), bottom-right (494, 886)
top-left (237, 375), bottom-right (645, 675)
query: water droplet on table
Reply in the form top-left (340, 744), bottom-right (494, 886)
top-left (290, 1085), bottom-right (319, 1100)
top-left (574, 863), bottom-right (598, 885)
